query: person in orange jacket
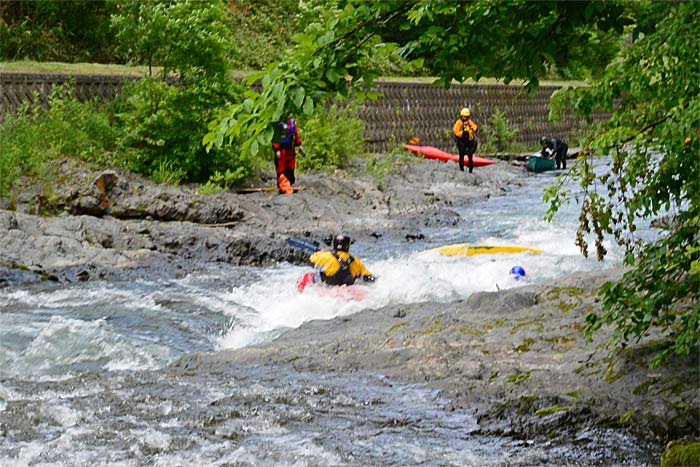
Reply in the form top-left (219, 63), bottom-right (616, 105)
top-left (309, 234), bottom-right (376, 286)
top-left (453, 107), bottom-right (479, 173)
top-left (272, 117), bottom-right (305, 194)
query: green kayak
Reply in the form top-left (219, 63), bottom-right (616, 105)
top-left (526, 156), bottom-right (555, 173)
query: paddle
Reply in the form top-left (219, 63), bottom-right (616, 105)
top-left (286, 237), bottom-right (320, 253)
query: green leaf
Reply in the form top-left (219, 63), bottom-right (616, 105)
top-left (243, 99), bottom-right (254, 113)
top-left (303, 95), bottom-right (314, 115)
top-left (292, 87), bottom-right (305, 109)
top-left (325, 68), bottom-right (339, 84)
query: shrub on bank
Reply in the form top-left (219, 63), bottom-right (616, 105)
top-left (0, 86), bottom-right (119, 197)
top-left (114, 77), bottom-right (246, 184)
top-left (296, 102), bottom-right (366, 172)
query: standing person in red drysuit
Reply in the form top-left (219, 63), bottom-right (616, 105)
top-left (272, 117), bottom-right (305, 194)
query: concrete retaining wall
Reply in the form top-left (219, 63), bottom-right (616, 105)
top-left (0, 71), bottom-right (599, 153)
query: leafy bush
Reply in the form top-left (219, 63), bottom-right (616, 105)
top-left (111, 0), bottom-right (233, 80)
top-left (296, 102), bottom-right (366, 171)
top-left (225, 0), bottom-right (298, 71)
top-left (0, 85), bottom-right (120, 197)
top-left (114, 78), bottom-right (243, 183)
top-left (0, 0), bottom-right (118, 63)
top-left (205, 166), bottom-right (252, 190)
top-left (547, 1), bottom-right (700, 367)
top-left (480, 109), bottom-right (520, 154)
top-left (111, 0), bottom-right (248, 184)
top-left (204, 100), bottom-right (365, 190)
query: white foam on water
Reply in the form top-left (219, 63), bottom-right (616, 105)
top-left (39, 400), bottom-right (82, 428)
top-left (0, 289), bottom-right (31, 307)
top-left (0, 282), bottom-right (160, 312)
top-left (218, 432), bottom-right (345, 467)
top-left (130, 428), bottom-right (173, 452)
top-left (217, 265), bottom-right (369, 349)
top-left (6, 315), bottom-right (176, 379)
top-left (217, 213), bottom-right (623, 351)
top-left (0, 277), bottom-right (240, 379)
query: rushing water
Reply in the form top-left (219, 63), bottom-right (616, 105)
top-left (0, 164), bottom-right (661, 466)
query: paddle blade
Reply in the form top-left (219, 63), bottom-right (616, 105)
top-left (287, 237), bottom-right (320, 253)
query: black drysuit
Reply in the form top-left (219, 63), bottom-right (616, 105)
top-left (541, 137), bottom-right (568, 169)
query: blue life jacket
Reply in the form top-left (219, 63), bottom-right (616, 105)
top-left (279, 118), bottom-right (296, 148)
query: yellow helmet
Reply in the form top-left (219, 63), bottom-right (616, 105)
top-left (460, 108), bottom-right (471, 117)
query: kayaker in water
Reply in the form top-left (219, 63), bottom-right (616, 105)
top-left (453, 107), bottom-right (479, 173)
top-left (540, 136), bottom-right (568, 170)
top-left (272, 117), bottom-right (306, 194)
top-left (309, 234), bottom-right (376, 286)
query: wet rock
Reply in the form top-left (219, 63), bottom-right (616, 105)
top-left (73, 195), bottom-right (105, 216)
top-left (0, 263), bottom-right (41, 287)
top-left (3, 157), bottom-right (696, 445)
top-left (466, 289), bottom-right (537, 314)
top-left (405, 232), bottom-right (425, 242)
top-left (393, 308), bottom-right (407, 318)
top-left (0, 210), bottom-right (19, 230)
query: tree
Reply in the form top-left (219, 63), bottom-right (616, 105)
top-left (205, 0), bottom-right (630, 156)
top-left (0, 0), bottom-right (118, 62)
top-left (111, 0), bottom-right (244, 183)
top-left (546, 1), bottom-right (699, 366)
top-left (224, 0), bottom-right (300, 71)
top-left (111, 0), bottom-right (232, 81)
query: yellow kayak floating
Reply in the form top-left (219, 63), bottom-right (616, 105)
top-left (423, 243), bottom-right (543, 256)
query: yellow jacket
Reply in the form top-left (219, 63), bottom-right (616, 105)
top-left (309, 250), bottom-right (372, 282)
top-left (453, 118), bottom-right (478, 141)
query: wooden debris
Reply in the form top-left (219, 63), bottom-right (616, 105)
top-left (236, 186), bottom-right (304, 193)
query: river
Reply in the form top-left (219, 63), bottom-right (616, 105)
top-left (0, 164), bottom-right (661, 466)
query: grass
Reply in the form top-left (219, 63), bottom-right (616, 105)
top-left (1, 60), bottom-right (584, 86)
top-left (0, 61), bottom-right (150, 75)
top-left (375, 75), bottom-right (589, 87)
top-left (534, 405), bottom-right (571, 416)
top-left (0, 60), bottom-right (256, 79)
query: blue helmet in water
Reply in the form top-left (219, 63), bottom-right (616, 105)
top-left (510, 265), bottom-right (526, 280)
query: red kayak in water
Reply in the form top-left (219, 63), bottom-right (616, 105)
top-left (296, 272), bottom-right (367, 302)
top-left (404, 144), bottom-right (495, 167)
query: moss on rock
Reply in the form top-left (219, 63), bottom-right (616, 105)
top-left (660, 440), bottom-right (700, 467)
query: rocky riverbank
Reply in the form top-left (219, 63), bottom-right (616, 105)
top-left (1, 155), bottom-right (697, 452)
top-left (0, 155), bottom-right (521, 285)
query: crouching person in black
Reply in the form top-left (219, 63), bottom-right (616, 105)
top-left (540, 136), bottom-right (569, 170)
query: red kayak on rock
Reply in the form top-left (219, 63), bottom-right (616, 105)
top-left (404, 144), bottom-right (495, 167)
top-left (296, 272), bottom-right (367, 302)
